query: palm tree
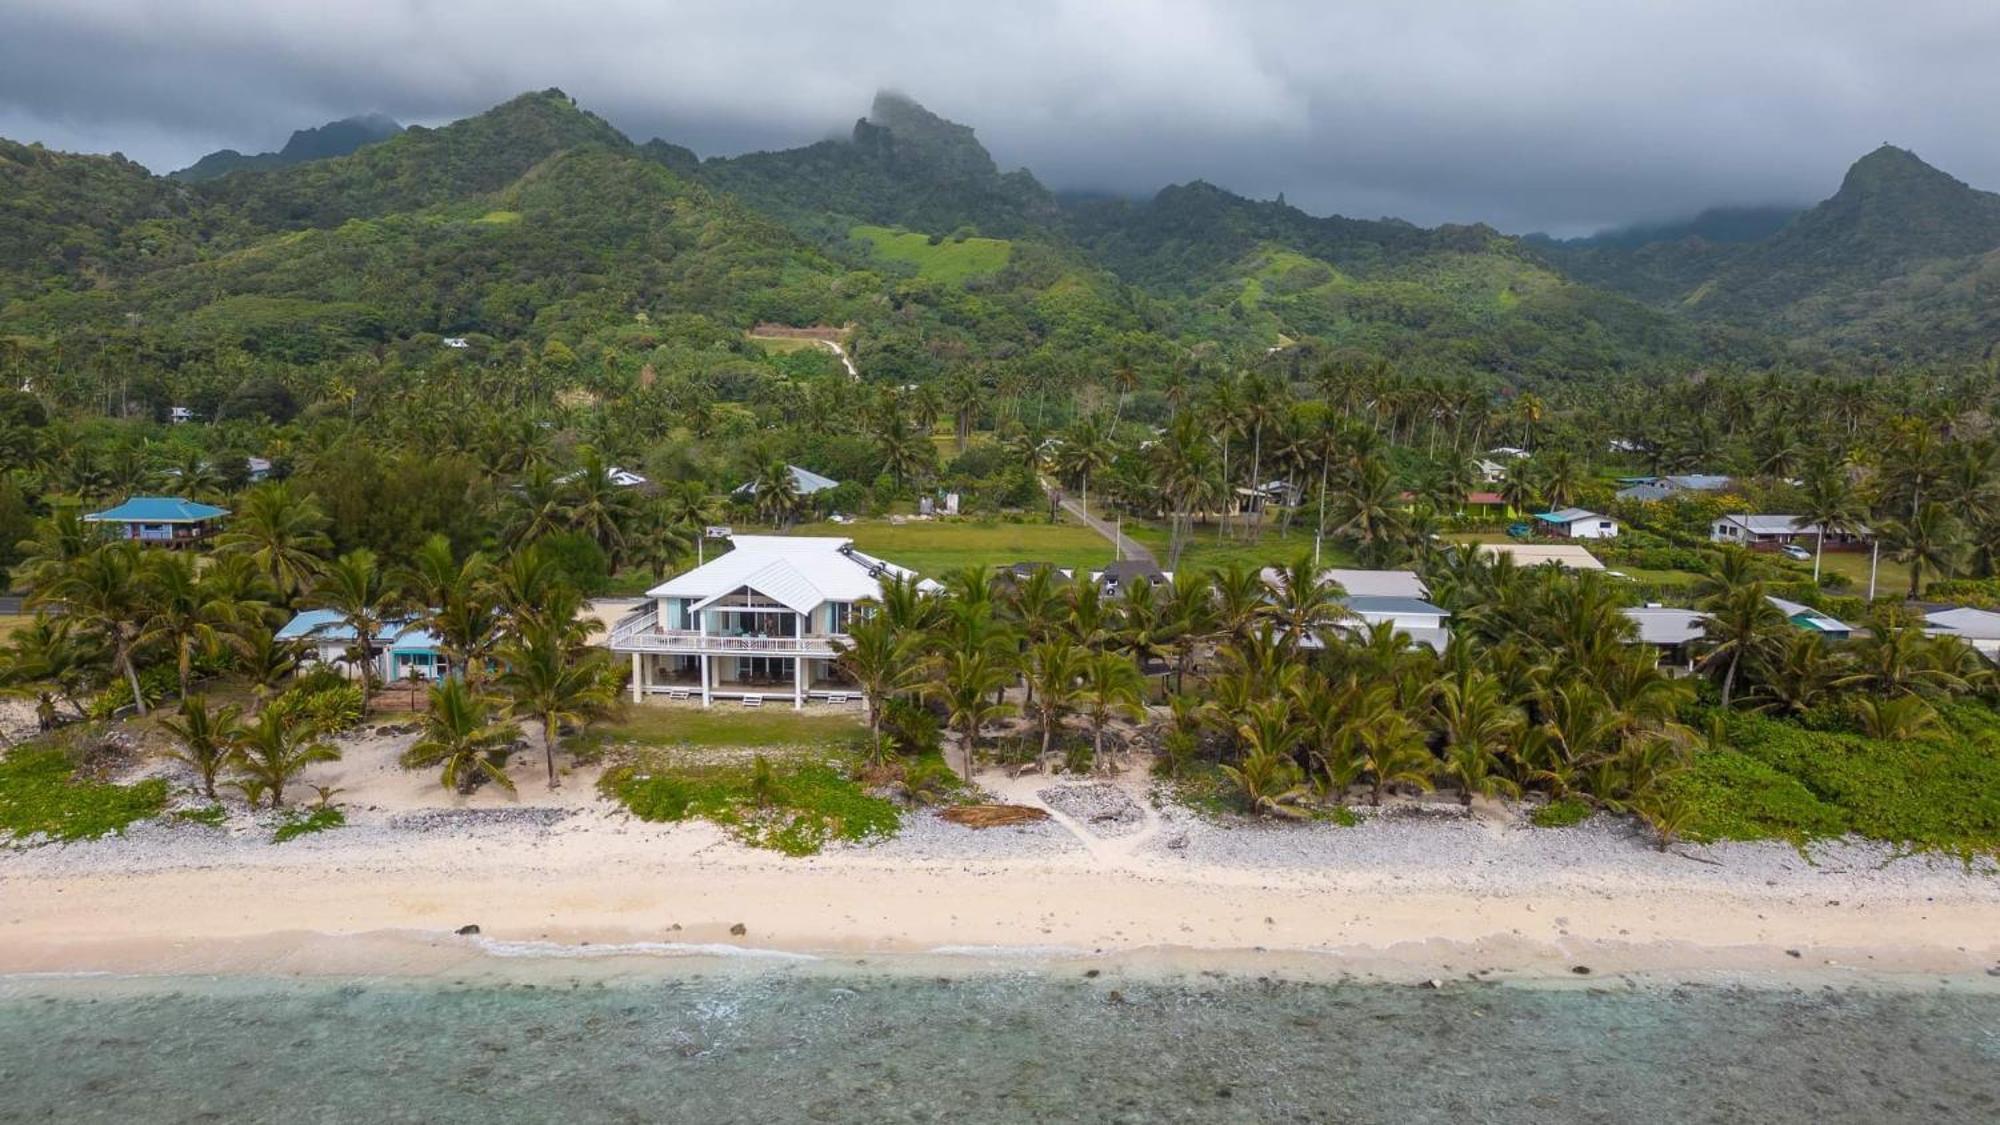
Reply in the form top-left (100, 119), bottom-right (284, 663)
top-left (305, 549), bottom-right (399, 713)
top-left (1220, 748), bottom-right (1309, 818)
top-left (496, 619), bottom-right (614, 789)
top-left (403, 677), bottom-right (519, 794)
top-left (928, 649), bottom-right (1013, 780)
top-left (562, 447), bottom-right (637, 566)
top-left (748, 458), bottom-right (803, 528)
top-left (0, 616), bottom-right (106, 722)
top-left (1695, 585), bottom-right (1786, 707)
top-left (1430, 667), bottom-right (1522, 806)
top-left (160, 695), bottom-right (243, 800)
top-left (397, 536), bottom-right (502, 686)
top-left (1794, 464), bottom-right (1865, 584)
top-left (831, 613), bottom-right (921, 765)
top-left (213, 481), bottom-right (332, 603)
top-left (1346, 687), bottom-right (1435, 805)
top-left (1536, 450), bottom-right (1586, 511)
top-left (134, 551), bottom-right (244, 700)
top-left (1024, 638), bottom-right (1086, 765)
top-left (1878, 501), bottom-right (1962, 597)
top-left (1078, 650), bottom-right (1147, 773)
top-left (1264, 553), bottom-right (1353, 650)
top-left (32, 542), bottom-right (153, 714)
top-left (228, 709), bottom-right (340, 809)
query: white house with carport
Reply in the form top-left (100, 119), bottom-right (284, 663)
top-left (606, 536), bottom-right (929, 708)
top-left (1711, 514), bottom-right (1869, 551)
top-left (1534, 508), bottom-right (1618, 539)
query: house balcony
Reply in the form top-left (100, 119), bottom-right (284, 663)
top-left (607, 613), bottom-right (841, 656)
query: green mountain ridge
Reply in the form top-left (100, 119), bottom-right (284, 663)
top-left (170, 114), bottom-right (404, 183)
top-left (1, 89), bottom-right (1993, 383)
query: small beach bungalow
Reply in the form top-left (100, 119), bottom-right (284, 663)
top-left (1710, 514), bottom-right (1869, 551)
top-left (276, 610), bottom-right (450, 682)
top-left (84, 496), bottom-right (228, 547)
top-left (606, 535), bottom-right (928, 708)
top-left (1534, 508), bottom-right (1619, 539)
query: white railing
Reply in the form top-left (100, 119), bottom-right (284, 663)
top-left (607, 620), bottom-right (841, 655)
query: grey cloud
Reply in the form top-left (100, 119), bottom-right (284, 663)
top-left (3, 0), bottom-right (1998, 234)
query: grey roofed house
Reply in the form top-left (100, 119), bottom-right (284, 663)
top-left (1615, 474), bottom-right (1732, 502)
top-left (1623, 607), bottom-right (1706, 647)
top-left (733, 465), bottom-right (839, 497)
top-left (1095, 558), bottom-right (1166, 594)
top-left (1921, 606), bottom-right (2000, 657)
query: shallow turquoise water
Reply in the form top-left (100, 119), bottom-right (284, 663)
top-left (1, 969), bottom-right (1996, 1123)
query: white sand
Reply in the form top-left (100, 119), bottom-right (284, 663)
top-left (4, 723), bottom-right (1998, 981)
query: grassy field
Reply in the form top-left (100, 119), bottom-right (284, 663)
top-left (786, 517), bottom-right (1118, 576)
top-left (745, 334), bottom-right (832, 355)
top-left (851, 225), bottom-right (1012, 284)
top-left (1813, 548), bottom-right (1914, 598)
top-left (0, 615), bottom-right (31, 640)
top-left (1129, 519), bottom-right (1346, 573)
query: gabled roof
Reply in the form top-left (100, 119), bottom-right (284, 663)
top-left (1922, 606), bottom-right (2000, 642)
top-left (1665, 474), bottom-right (1732, 491)
top-left (646, 535), bottom-right (924, 608)
top-left (275, 610), bottom-right (440, 650)
top-left (1535, 507), bottom-right (1605, 525)
top-left (1622, 607), bottom-right (1706, 646)
top-left (84, 496), bottom-right (228, 523)
top-left (1716, 514), bottom-right (1813, 535)
top-left (733, 465), bottom-right (839, 497)
top-left (1615, 481), bottom-right (1679, 503)
top-left (1344, 595), bottom-right (1449, 618)
top-left (1478, 543), bottom-right (1604, 569)
top-left (1766, 596), bottom-right (1852, 635)
top-left (1287, 568), bottom-right (1426, 598)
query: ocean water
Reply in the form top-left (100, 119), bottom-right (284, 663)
top-left (1, 966), bottom-right (1996, 1124)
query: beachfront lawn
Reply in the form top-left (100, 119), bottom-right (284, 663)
top-left (0, 745), bottom-right (168, 843)
top-left (592, 705), bottom-right (866, 752)
top-left (785, 516), bottom-right (1118, 576)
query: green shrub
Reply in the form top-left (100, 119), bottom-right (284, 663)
top-left (0, 746), bottom-right (168, 842)
top-left (603, 757), bottom-right (900, 856)
top-left (268, 682), bottom-right (365, 734)
top-left (1531, 796), bottom-right (1592, 828)
top-left (272, 806), bottom-right (345, 844)
top-left (174, 804), bottom-right (228, 828)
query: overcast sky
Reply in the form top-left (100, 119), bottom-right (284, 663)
top-left (4, 0), bottom-right (1997, 235)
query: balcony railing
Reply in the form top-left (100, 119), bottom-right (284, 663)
top-left (607, 614), bottom-right (841, 655)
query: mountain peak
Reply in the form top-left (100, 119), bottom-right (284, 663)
top-left (853, 91), bottom-right (997, 181)
top-left (1835, 144), bottom-right (1969, 200)
top-left (172, 113), bottom-right (402, 182)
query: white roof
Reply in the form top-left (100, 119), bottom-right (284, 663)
top-left (1717, 514), bottom-right (1811, 535)
top-left (1318, 568), bottom-right (1427, 598)
top-left (1923, 606), bottom-right (2000, 642)
top-left (1476, 543), bottom-right (1604, 570)
top-left (1622, 607), bottom-right (1706, 646)
top-left (646, 536), bottom-right (925, 612)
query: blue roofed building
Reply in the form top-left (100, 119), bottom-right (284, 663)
top-left (83, 496), bottom-right (228, 547)
top-left (276, 610), bottom-right (450, 683)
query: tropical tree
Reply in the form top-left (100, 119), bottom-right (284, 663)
top-left (305, 549), bottom-right (398, 712)
top-left (32, 542), bottom-right (153, 714)
top-left (1695, 585), bottom-right (1786, 708)
top-left (228, 709), bottom-right (340, 809)
top-left (1878, 501), bottom-right (1962, 597)
top-left (403, 677), bottom-right (519, 794)
top-left (927, 648), bottom-right (1013, 780)
top-left (1430, 667), bottom-right (1522, 805)
top-left (1024, 637), bottom-right (1087, 765)
top-left (1078, 650), bottom-right (1147, 773)
top-left (1793, 463), bottom-right (1865, 584)
top-left (832, 612), bottom-right (923, 766)
top-left (212, 481), bottom-right (332, 602)
top-left (135, 551), bottom-right (246, 700)
top-left (496, 619), bottom-right (615, 789)
top-left (160, 695), bottom-right (243, 800)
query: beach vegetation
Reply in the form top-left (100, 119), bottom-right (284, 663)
top-left (0, 745), bottom-right (168, 842)
top-left (271, 805), bottom-right (346, 843)
top-left (401, 676), bottom-right (519, 794)
top-left (174, 803), bottom-right (228, 828)
top-left (602, 754), bottom-right (899, 856)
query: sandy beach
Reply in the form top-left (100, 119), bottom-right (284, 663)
top-left (5, 719), bottom-right (1998, 984)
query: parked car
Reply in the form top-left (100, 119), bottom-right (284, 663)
top-left (1781, 544), bottom-right (1812, 561)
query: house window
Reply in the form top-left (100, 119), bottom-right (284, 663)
top-left (828, 602), bottom-right (852, 635)
top-left (736, 656), bottom-right (789, 682)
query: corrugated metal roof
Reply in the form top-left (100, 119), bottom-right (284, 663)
top-left (647, 535), bottom-right (919, 607)
top-left (84, 496), bottom-right (229, 523)
top-left (276, 610), bottom-right (438, 649)
top-left (1924, 606), bottom-right (2000, 642)
top-left (1344, 595), bottom-right (1449, 618)
top-left (1321, 568), bottom-right (1426, 598)
top-left (1766, 596), bottom-right (1851, 634)
top-left (1623, 607), bottom-right (1706, 645)
top-left (1535, 507), bottom-right (1602, 524)
top-left (1718, 514), bottom-right (1813, 535)
top-left (1478, 543), bottom-right (1605, 569)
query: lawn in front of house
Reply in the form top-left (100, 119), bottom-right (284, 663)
top-left (594, 705), bottom-right (866, 752)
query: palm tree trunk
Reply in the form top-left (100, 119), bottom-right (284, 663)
top-left (1814, 529), bottom-right (1825, 583)
top-left (962, 717), bottom-right (976, 780)
top-left (120, 647), bottom-right (148, 717)
top-left (544, 715), bottom-right (561, 789)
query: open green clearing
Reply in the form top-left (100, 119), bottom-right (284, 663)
top-left (1129, 520), bottom-right (1345, 573)
top-left (850, 225), bottom-right (1012, 284)
top-left (593, 706), bottom-right (865, 751)
top-left (787, 517), bottom-right (1117, 576)
top-left (0, 746), bottom-right (168, 843)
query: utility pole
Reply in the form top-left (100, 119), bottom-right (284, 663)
top-left (1868, 538), bottom-right (1880, 602)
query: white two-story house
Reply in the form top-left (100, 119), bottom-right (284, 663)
top-left (606, 536), bottom-right (928, 708)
